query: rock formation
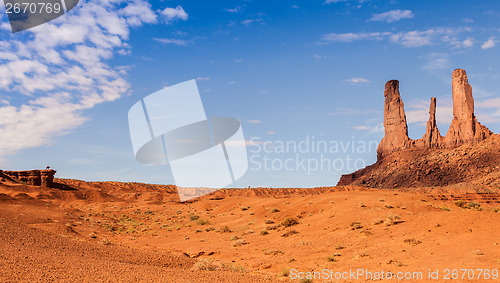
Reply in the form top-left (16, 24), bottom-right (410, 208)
top-left (338, 68), bottom-right (494, 187)
top-left (376, 80), bottom-right (411, 160)
top-left (1, 169), bottom-right (56, 187)
top-left (443, 69), bottom-right (492, 147)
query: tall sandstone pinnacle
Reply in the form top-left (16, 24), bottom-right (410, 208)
top-left (443, 69), bottom-right (492, 147)
top-left (376, 80), bottom-right (410, 160)
top-left (376, 68), bottom-right (492, 161)
top-left (421, 97), bottom-right (442, 148)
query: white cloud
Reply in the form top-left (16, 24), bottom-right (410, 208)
top-left (241, 18), bottom-right (263, 25)
top-left (234, 59), bottom-right (244, 63)
top-left (290, 5), bottom-right (299, 9)
top-left (0, 1), bottom-right (169, 158)
top-left (267, 131), bottom-right (276, 135)
top-left (462, 37), bottom-right (474, 48)
top-left (369, 10), bottom-right (414, 23)
top-left (196, 77), bottom-right (211, 81)
top-left (345, 77), bottom-right (371, 84)
top-left (161, 6), bottom-right (188, 24)
top-left (481, 36), bottom-right (496, 49)
top-left (225, 7), bottom-right (242, 13)
top-left (228, 81), bottom-right (237, 85)
top-left (153, 38), bottom-right (188, 46)
top-left (246, 120), bottom-right (262, 124)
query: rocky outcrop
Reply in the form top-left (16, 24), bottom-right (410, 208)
top-left (376, 80), bottom-right (411, 160)
top-left (1, 170), bottom-right (56, 187)
top-left (338, 68), bottom-right (494, 188)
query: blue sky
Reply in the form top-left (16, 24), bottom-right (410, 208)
top-left (1, 0), bottom-right (500, 187)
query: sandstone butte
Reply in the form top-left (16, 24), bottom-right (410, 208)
top-left (0, 169), bottom-right (56, 187)
top-left (338, 68), bottom-right (495, 187)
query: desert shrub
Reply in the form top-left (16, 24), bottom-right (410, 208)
top-left (270, 208), bottom-right (280, 213)
top-left (327, 254), bottom-right (337, 262)
top-left (350, 222), bottom-right (363, 230)
top-left (230, 235), bottom-right (242, 241)
top-left (404, 238), bottom-right (422, 246)
top-left (385, 215), bottom-right (403, 226)
top-left (281, 217), bottom-right (299, 228)
top-left (193, 259), bottom-right (218, 271)
top-left (440, 206), bottom-right (450, 211)
top-left (335, 245), bottom-right (345, 250)
top-left (240, 206), bottom-right (249, 211)
top-left (466, 202), bottom-right (481, 210)
top-left (233, 239), bottom-right (248, 247)
top-left (196, 219), bottom-right (210, 225)
top-left (454, 199), bottom-right (467, 208)
top-left (260, 229), bottom-right (269, 235)
top-left (265, 219), bottom-right (274, 224)
top-left (281, 268), bottom-right (290, 277)
top-left (190, 214), bottom-right (200, 221)
top-left (266, 224), bottom-right (279, 230)
top-left (220, 226), bottom-right (231, 233)
top-left (264, 249), bottom-right (283, 255)
top-left (281, 229), bottom-right (299, 237)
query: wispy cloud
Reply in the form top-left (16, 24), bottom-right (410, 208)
top-left (196, 76), bottom-right (211, 81)
top-left (225, 7), bottom-right (242, 13)
top-left (322, 27), bottom-right (473, 48)
top-left (344, 77), bottom-right (371, 84)
top-left (153, 38), bottom-right (188, 46)
top-left (241, 18), bottom-right (263, 25)
top-left (369, 10), bottom-right (414, 23)
top-left (161, 6), bottom-right (188, 24)
top-left (422, 53), bottom-right (451, 71)
top-left (245, 120), bottom-right (262, 124)
top-left (234, 59), bottom-right (244, 63)
top-left (481, 36), bottom-right (496, 49)
top-left (324, 0), bottom-right (370, 4)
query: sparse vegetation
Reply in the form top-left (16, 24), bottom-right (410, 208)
top-left (264, 219), bottom-right (274, 224)
top-left (404, 238), bottom-right (422, 246)
top-left (196, 219), bottom-right (210, 226)
top-left (233, 239), bottom-right (248, 247)
top-left (335, 245), bottom-right (345, 250)
top-left (193, 259), bottom-right (218, 271)
top-left (220, 225), bottom-right (231, 233)
top-left (281, 229), bottom-right (299, 237)
top-left (440, 206), bottom-right (450, 211)
top-left (240, 206), bottom-right (249, 211)
top-left (260, 229), bottom-right (269, 235)
top-left (327, 254), bottom-right (337, 262)
top-left (190, 214), bottom-right (200, 221)
top-left (350, 221), bottom-right (363, 230)
top-left (281, 268), bottom-right (290, 277)
top-left (270, 208), bottom-right (280, 213)
top-left (264, 249), bottom-right (283, 255)
top-left (454, 200), bottom-right (483, 210)
top-left (281, 217), bottom-right (299, 227)
top-left (385, 215), bottom-right (403, 226)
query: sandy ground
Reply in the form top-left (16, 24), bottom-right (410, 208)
top-left (1, 180), bottom-right (499, 282)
